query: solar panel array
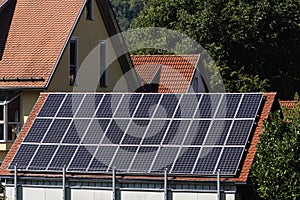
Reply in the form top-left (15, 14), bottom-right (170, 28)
top-left (9, 93), bottom-right (264, 176)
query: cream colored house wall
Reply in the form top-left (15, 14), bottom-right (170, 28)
top-left (22, 91), bottom-right (40, 123)
top-left (47, 0), bottom-right (128, 92)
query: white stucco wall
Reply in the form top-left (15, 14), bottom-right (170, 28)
top-left (23, 187), bottom-right (62, 200)
top-left (121, 191), bottom-right (164, 200)
top-left (71, 189), bottom-right (112, 200)
top-left (173, 192), bottom-right (217, 200)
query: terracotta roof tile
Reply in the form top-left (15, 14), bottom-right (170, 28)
top-left (0, 92), bottom-right (276, 184)
top-left (131, 55), bottom-right (199, 93)
top-left (0, 0), bottom-right (85, 88)
top-left (279, 100), bottom-right (296, 109)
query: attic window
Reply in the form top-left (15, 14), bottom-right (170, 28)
top-left (86, 0), bottom-right (93, 20)
top-left (69, 37), bottom-right (78, 86)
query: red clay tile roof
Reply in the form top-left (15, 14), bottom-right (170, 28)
top-left (0, 0), bottom-right (136, 89)
top-left (0, 92), bottom-right (276, 184)
top-left (0, 0), bottom-right (85, 88)
top-left (131, 55), bottom-right (199, 93)
top-left (279, 100), bottom-right (296, 109)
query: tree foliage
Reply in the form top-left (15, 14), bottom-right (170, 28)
top-left (250, 97), bottom-right (300, 199)
top-left (131, 0), bottom-right (300, 98)
top-left (110, 0), bottom-right (147, 31)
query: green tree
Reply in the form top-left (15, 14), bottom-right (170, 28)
top-left (250, 98), bottom-right (300, 199)
top-left (131, 0), bottom-right (300, 98)
top-left (110, 0), bottom-right (147, 31)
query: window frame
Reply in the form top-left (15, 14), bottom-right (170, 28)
top-left (0, 94), bottom-right (22, 142)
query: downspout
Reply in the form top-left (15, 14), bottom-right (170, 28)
top-left (14, 165), bottom-right (17, 200)
top-left (62, 166), bottom-right (66, 200)
top-left (217, 169), bottom-right (220, 200)
top-left (112, 168), bottom-right (116, 200)
top-left (164, 169), bottom-right (168, 200)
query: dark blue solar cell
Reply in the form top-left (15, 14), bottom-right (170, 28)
top-left (42, 119), bottom-right (71, 143)
top-left (82, 119), bottom-right (110, 144)
top-left (88, 146), bottom-right (118, 172)
top-left (38, 94), bottom-right (66, 117)
top-left (121, 120), bottom-right (149, 145)
top-left (163, 120), bottom-right (190, 145)
top-left (236, 94), bottom-right (263, 118)
top-left (62, 119), bottom-right (91, 144)
top-left (195, 94), bottom-right (221, 118)
top-left (154, 94), bottom-right (180, 118)
top-left (101, 119), bottom-right (129, 144)
top-left (184, 120), bottom-right (211, 145)
top-left (96, 94), bottom-right (122, 118)
top-left (111, 146), bottom-right (138, 172)
top-left (48, 145), bottom-right (77, 170)
top-left (172, 147), bottom-right (201, 174)
top-left (217, 147), bottom-right (244, 175)
top-left (151, 147), bottom-right (180, 173)
top-left (68, 146), bottom-right (97, 171)
top-left (142, 120), bottom-right (170, 145)
top-left (215, 94), bottom-right (242, 118)
top-left (114, 94), bottom-right (142, 117)
top-left (226, 120), bottom-right (254, 145)
top-left (129, 146), bottom-right (159, 172)
top-left (76, 94), bottom-right (103, 118)
top-left (9, 144), bottom-right (39, 170)
top-left (23, 119), bottom-right (52, 143)
top-left (28, 145), bottom-right (58, 170)
top-left (204, 120), bottom-right (232, 145)
top-left (134, 94), bottom-right (161, 118)
top-left (175, 94), bottom-right (201, 118)
top-left (56, 94), bottom-right (84, 117)
top-left (194, 147), bottom-right (222, 174)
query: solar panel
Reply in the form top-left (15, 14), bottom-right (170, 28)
top-left (68, 146), bottom-right (97, 171)
top-left (172, 147), bottom-right (201, 174)
top-left (114, 94), bottom-right (142, 118)
top-left (48, 145), bottom-right (77, 170)
top-left (75, 94), bottom-right (103, 118)
top-left (23, 118), bottom-right (52, 143)
top-left (88, 146), bottom-right (118, 172)
top-left (38, 94), bottom-right (66, 117)
top-left (154, 94), bottom-right (180, 118)
top-left (236, 94), bottom-right (263, 118)
top-left (215, 94), bottom-right (242, 118)
top-left (134, 94), bottom-right (161, 118)
top-left (195, 94), bottom-right (221, 118)
top-left (82, 119), bottom-right (110, 144)
top-left (28, 145), bottom-right (58, 170)
top-left (62, 119), bottom-right (90, 144)
top-left (9, 144), bottom-right (39, 170)
top-left (56, 94), bottom-right (84, 118)
top-left (175, 94), bottom-right (201, 118)
top-left (121, 120), bottom-right (150, 144)
top-left (10, 93), bottom-right (264, 177)
top-left (42, 119), bottom-right (71, 143)
top-left (129, 146), bottom-right (158, 172)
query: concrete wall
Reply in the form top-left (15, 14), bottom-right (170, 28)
top-left (47, 0), bottom-right (129, 92)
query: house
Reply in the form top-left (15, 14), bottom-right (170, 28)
top-left (0, 0), bottom-right (139, 160)
top-left (0, 92), bottom-right (276, 200)
top-left (131, 55), bottom-right (207, 93)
